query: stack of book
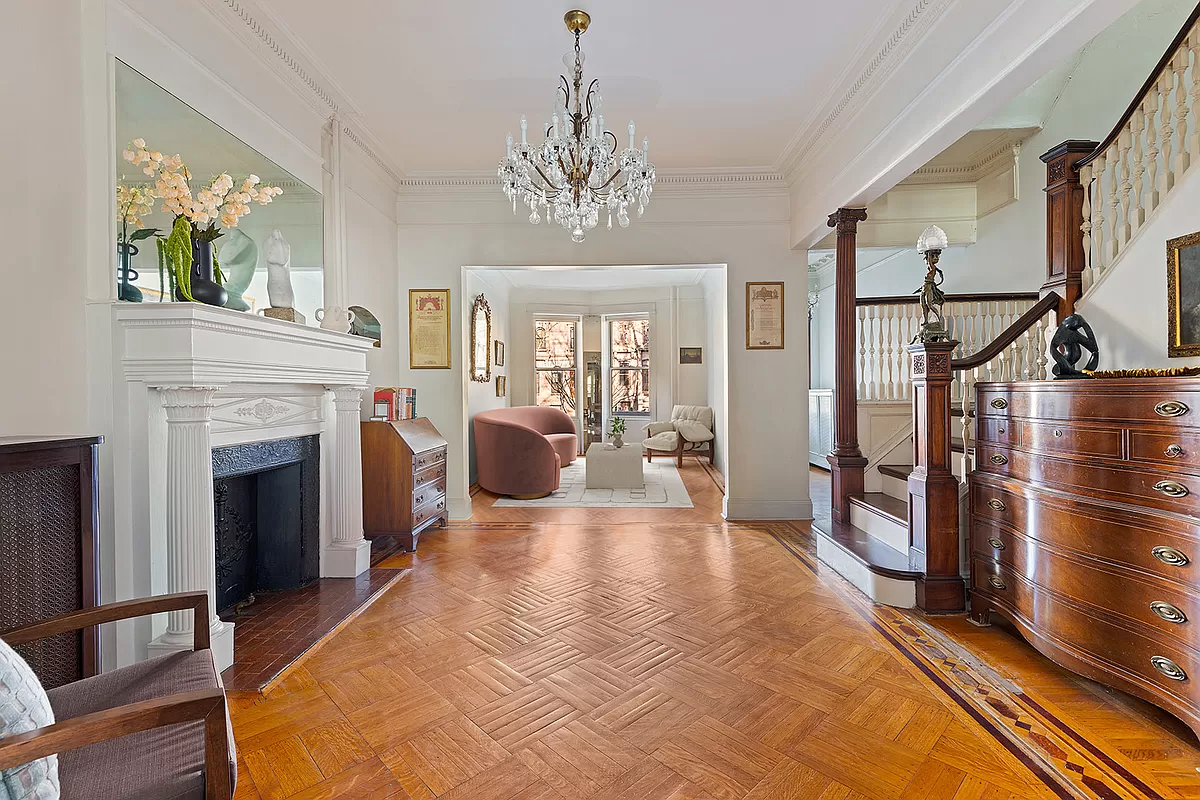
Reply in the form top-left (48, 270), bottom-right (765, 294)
top-left (371, 387), bottom-right (417, 421)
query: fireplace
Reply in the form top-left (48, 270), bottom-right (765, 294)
top-left (211, 436), bottom-right (319, 615)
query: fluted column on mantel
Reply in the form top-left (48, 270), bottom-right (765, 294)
top-left (325, 385), bottom-right (371, 578)
top-left (148, 385), bottom-right (234, 670)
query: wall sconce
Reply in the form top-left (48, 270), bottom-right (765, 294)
top-left (915, 224), bottom-right (949, 343)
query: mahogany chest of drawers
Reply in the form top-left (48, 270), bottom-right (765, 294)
top-left (970, 377), bottom-right (1200, 739)
top-left (361, 418), bottom-right (448, 552)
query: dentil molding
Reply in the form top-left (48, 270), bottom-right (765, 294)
top-left (397, 169), bottom-right (789, 200)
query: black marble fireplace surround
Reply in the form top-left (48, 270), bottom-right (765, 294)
top-left (211, 436), bottom-right (319, 614)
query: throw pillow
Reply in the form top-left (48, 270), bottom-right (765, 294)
top-left (674, 420), bottom-right (715, 443)
top-left (0, 638), bottom-right (59, 800)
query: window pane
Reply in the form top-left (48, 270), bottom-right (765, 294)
top-left (536, 320), bottom-right (576, 369)
top-left (610, 369), bottom-right (650, 414)
top-left (537, 370), bottom-right (576, 413)
top-left (610, 319), bottom-right (649, 368)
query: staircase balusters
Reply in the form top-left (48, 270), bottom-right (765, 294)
top-left (1160, 68), bottom-right (1177, 195)
top-left (882, 304), bottom-right (895, 400)
top-left (1173, 46), bottom-right (1190, 180)
top-left (866, 305), bottom-right (878, 400)
top-left (1079, 164), bottom-right (1095, 289)
top-left (1091, 153), bottom-right (1107, 273)
top-left (1190, 28), bottom-right (1200, 167)
top-left (1145, 90), bottom-right (1161, 218)
top-left (857, 306), bottom-right (868, 399)
top-left (1118, 128), bottom-right (1133, 247)
top-left (1105, 143), bottom-right (1120, 265)
top-left (1131, 107), bottom-right (1146, 232)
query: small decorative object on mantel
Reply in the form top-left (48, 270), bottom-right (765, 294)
top-left (1167, 230), bottom-right (1200, 357)
top-left (914, 224), bottom-right (950, 343)
top-left (495, 340), bottom-right (505, 367)
top-left (496, 375), bottom-right (506, 397)
top-left (115, 182), bottom-right (158, 302)
top-left (261, 230), bottom-right (305, 323)
top-left (746, 282), bottom-right (784, 349)
top-left (470, 294), bottom-right (492, 382)
top-left (349, 305), bottom-right (382, 347)
top-left (122, 138), bottom-right (282, 307)
top-left (218, 229), bottom-right (258, 312)
top-left (679, 347), bottom-right (703, 365)
top-left (610, 416), bottom-right (627, 448)
top-left (1050, 314), bottom-right (1099, 379)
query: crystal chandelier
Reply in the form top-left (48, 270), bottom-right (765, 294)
top-left (498, 9), bottom-right (656, 243)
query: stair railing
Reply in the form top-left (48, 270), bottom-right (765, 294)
top-left (1077, 2), bottom-right (1200, 293)
top-left (905, 290), bottom-right (1059, 613)
top-left (855, 292), bottom-right (1040, 403)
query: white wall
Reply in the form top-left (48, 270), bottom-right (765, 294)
top-left (702, 270), bottom-right (729, 477)
top-left (397, 190), bottom-right (807, 521)
top-left (464, 270), bottom-right (511, 485)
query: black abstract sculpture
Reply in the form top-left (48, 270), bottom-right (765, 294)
top-left (1050, 314), bottom-right (1099, 379)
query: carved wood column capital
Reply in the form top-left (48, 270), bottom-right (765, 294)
top-left (827, 207), bottom-right (868, 236)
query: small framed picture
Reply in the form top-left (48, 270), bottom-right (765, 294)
top-left (495, 340), bottom-right (505, 366)
top-left (1168, 231), bottom-right (1200, 357)
top-left (746, 282), bottom-right (784, 350)
top-left (496, 375), bottom-right (506, 397)
top-left (679, 347), bottom-right (703, 365)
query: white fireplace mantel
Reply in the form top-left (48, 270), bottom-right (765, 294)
top-left (109, 303), bottom-right (374, 671)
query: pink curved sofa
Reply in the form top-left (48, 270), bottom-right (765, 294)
top-left (474, 406), bottom-right (578, 497)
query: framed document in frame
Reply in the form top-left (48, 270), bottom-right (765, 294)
top-left (746, 282), bottom-right (784, 350)
top-left (409, 289), bottom-right (451, 369)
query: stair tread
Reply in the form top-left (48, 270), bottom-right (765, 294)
top-left (812, 517), bottom-right (921, 580)
top-left (878, 464), bottom-right (913, 481)
top-left (849, 492), bottom-right (908, 525)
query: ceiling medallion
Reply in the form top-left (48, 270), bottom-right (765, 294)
top-left (498, 9), bottom-right (656, 243)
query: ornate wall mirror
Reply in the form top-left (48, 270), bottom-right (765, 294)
top-left (470, 294), bottom-right (492, 382)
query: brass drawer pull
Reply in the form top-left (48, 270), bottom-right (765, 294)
top-left (1151, 655), bottom-right (1187, 681)
top-left (1053, 430), bottom-right (1063, 438)
top-left (1156, 400), bottom-right (1190, 417)
top-left (986, 537), bottom-right (1005, 550)
top-left (988, 576), bottom-right (1006, 590)
top-left (1153, 545), bottom-right (1191, 566)
top-left (1166, 444), bottom-right (1185, 458)
top-left (1154, 480), bottom-right (1190, 498)
top-left (987, 499), bottom-right (1006, 512)
top-left (990, 453), bottom-right (1009, 465)
top-left (990, 398), bottom-right (1008, 410)
top-left (1151, 601), bottom-right (1188, 624)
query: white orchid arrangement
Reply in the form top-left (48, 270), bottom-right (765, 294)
top-left (121, 138), bottom-right (283, 242)
top-left (119, 137), bottom-right (284, 302)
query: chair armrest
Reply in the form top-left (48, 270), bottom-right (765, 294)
top-left (0, 592), bottom-right (211, 652)
top-left (643, 421), bottom-right (676, 437)
top-left (0, 688), bottom-right (231, 798)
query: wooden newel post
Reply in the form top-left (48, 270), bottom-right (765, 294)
top-left (826, 208), bottom-right (869, 523)
top-left (907, 340), bottom-right (965, 613)
top-left (1040, 140), bottom-right (1098, 318)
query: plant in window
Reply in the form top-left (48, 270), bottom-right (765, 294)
top-left (120, 138), bottom-right (283, 307)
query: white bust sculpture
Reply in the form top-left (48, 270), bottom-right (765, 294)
top-left (263, 230), bottom-right (294, 309)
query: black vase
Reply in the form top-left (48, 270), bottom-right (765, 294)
top-left (117, 243), bottom-right (143, 303)
top-left (176, 237), bottom-right (228, 307)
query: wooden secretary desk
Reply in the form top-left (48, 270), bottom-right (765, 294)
top-left (361, 419), bottom-right (448, 551)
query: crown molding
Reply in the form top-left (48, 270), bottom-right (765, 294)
top-left (774, 0), bottom-right (955, 181)
top-left (901, 141), bottom-right (1021, 185)
top-left (199, 0), bottom-right (406, 185)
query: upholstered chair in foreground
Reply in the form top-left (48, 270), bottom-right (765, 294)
top-left (642, 405), bottom-right (716, 467)
top-left (474, 406), bottom-right (578, 498)
top-left (0, 592), bottom-right (235, 800)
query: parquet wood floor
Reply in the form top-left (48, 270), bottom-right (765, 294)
top-left (224, 464), bottom-right (1198, 799)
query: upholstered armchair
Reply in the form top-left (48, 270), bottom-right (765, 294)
top-left (642, 405), bottom-right (716, 466)
top-left (0, 591), bottom-right (235, 800)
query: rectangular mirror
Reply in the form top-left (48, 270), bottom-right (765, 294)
top-left (114, 61), bottom-right (324, 323)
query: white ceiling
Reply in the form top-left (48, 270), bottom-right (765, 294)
top-left (257, 0), bottom-right (905, 173)
top-left (483, 266), bottom-right (713, 291)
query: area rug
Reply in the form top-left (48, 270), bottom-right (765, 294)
top-left (492, 458), bottom-right (693, 508)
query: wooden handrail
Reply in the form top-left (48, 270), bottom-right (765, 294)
top-left (1076, 0), bottom-right (1200, 169)
top-left (856, 291), bottom-right (1040, 307)
top-left (951, 292), bottom-right (1060, 371)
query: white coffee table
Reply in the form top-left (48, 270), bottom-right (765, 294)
top-left (585, 442), bottom-right (645, 489)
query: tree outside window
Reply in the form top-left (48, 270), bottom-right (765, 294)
top-left (535, 319), bottom-right (577, 413)
top-left (610, 318), bottom-right (650, 415)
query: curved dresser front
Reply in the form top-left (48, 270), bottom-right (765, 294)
top-left (969, 377), bottom-right (1200, 739)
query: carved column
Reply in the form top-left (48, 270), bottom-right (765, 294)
top-left (148, 386), bottom-right (234, 670)
top-left (826, 208), bottom-right (869, 523)
top-left (906, 342), bottom-right (965, 613)
top-left (325, 385), bottom-right (371, 578)
top-left (320, 117), bottom-right (353, 333)
top-left (1041, 140), bottom-right (1099, 317)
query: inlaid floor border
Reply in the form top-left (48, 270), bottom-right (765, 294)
top-left (765, 521), bottom-right (1173, 800)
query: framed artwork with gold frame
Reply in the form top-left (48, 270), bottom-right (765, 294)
top-left (746, 282), bottom-right (784, 350)
top-left (1168, 232), bottom-right (1200, 357)
top-left (409, 289), bottom-right (451, 369)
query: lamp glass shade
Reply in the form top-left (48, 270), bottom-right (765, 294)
top-left (916, 224), bottom-right (948, 254)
